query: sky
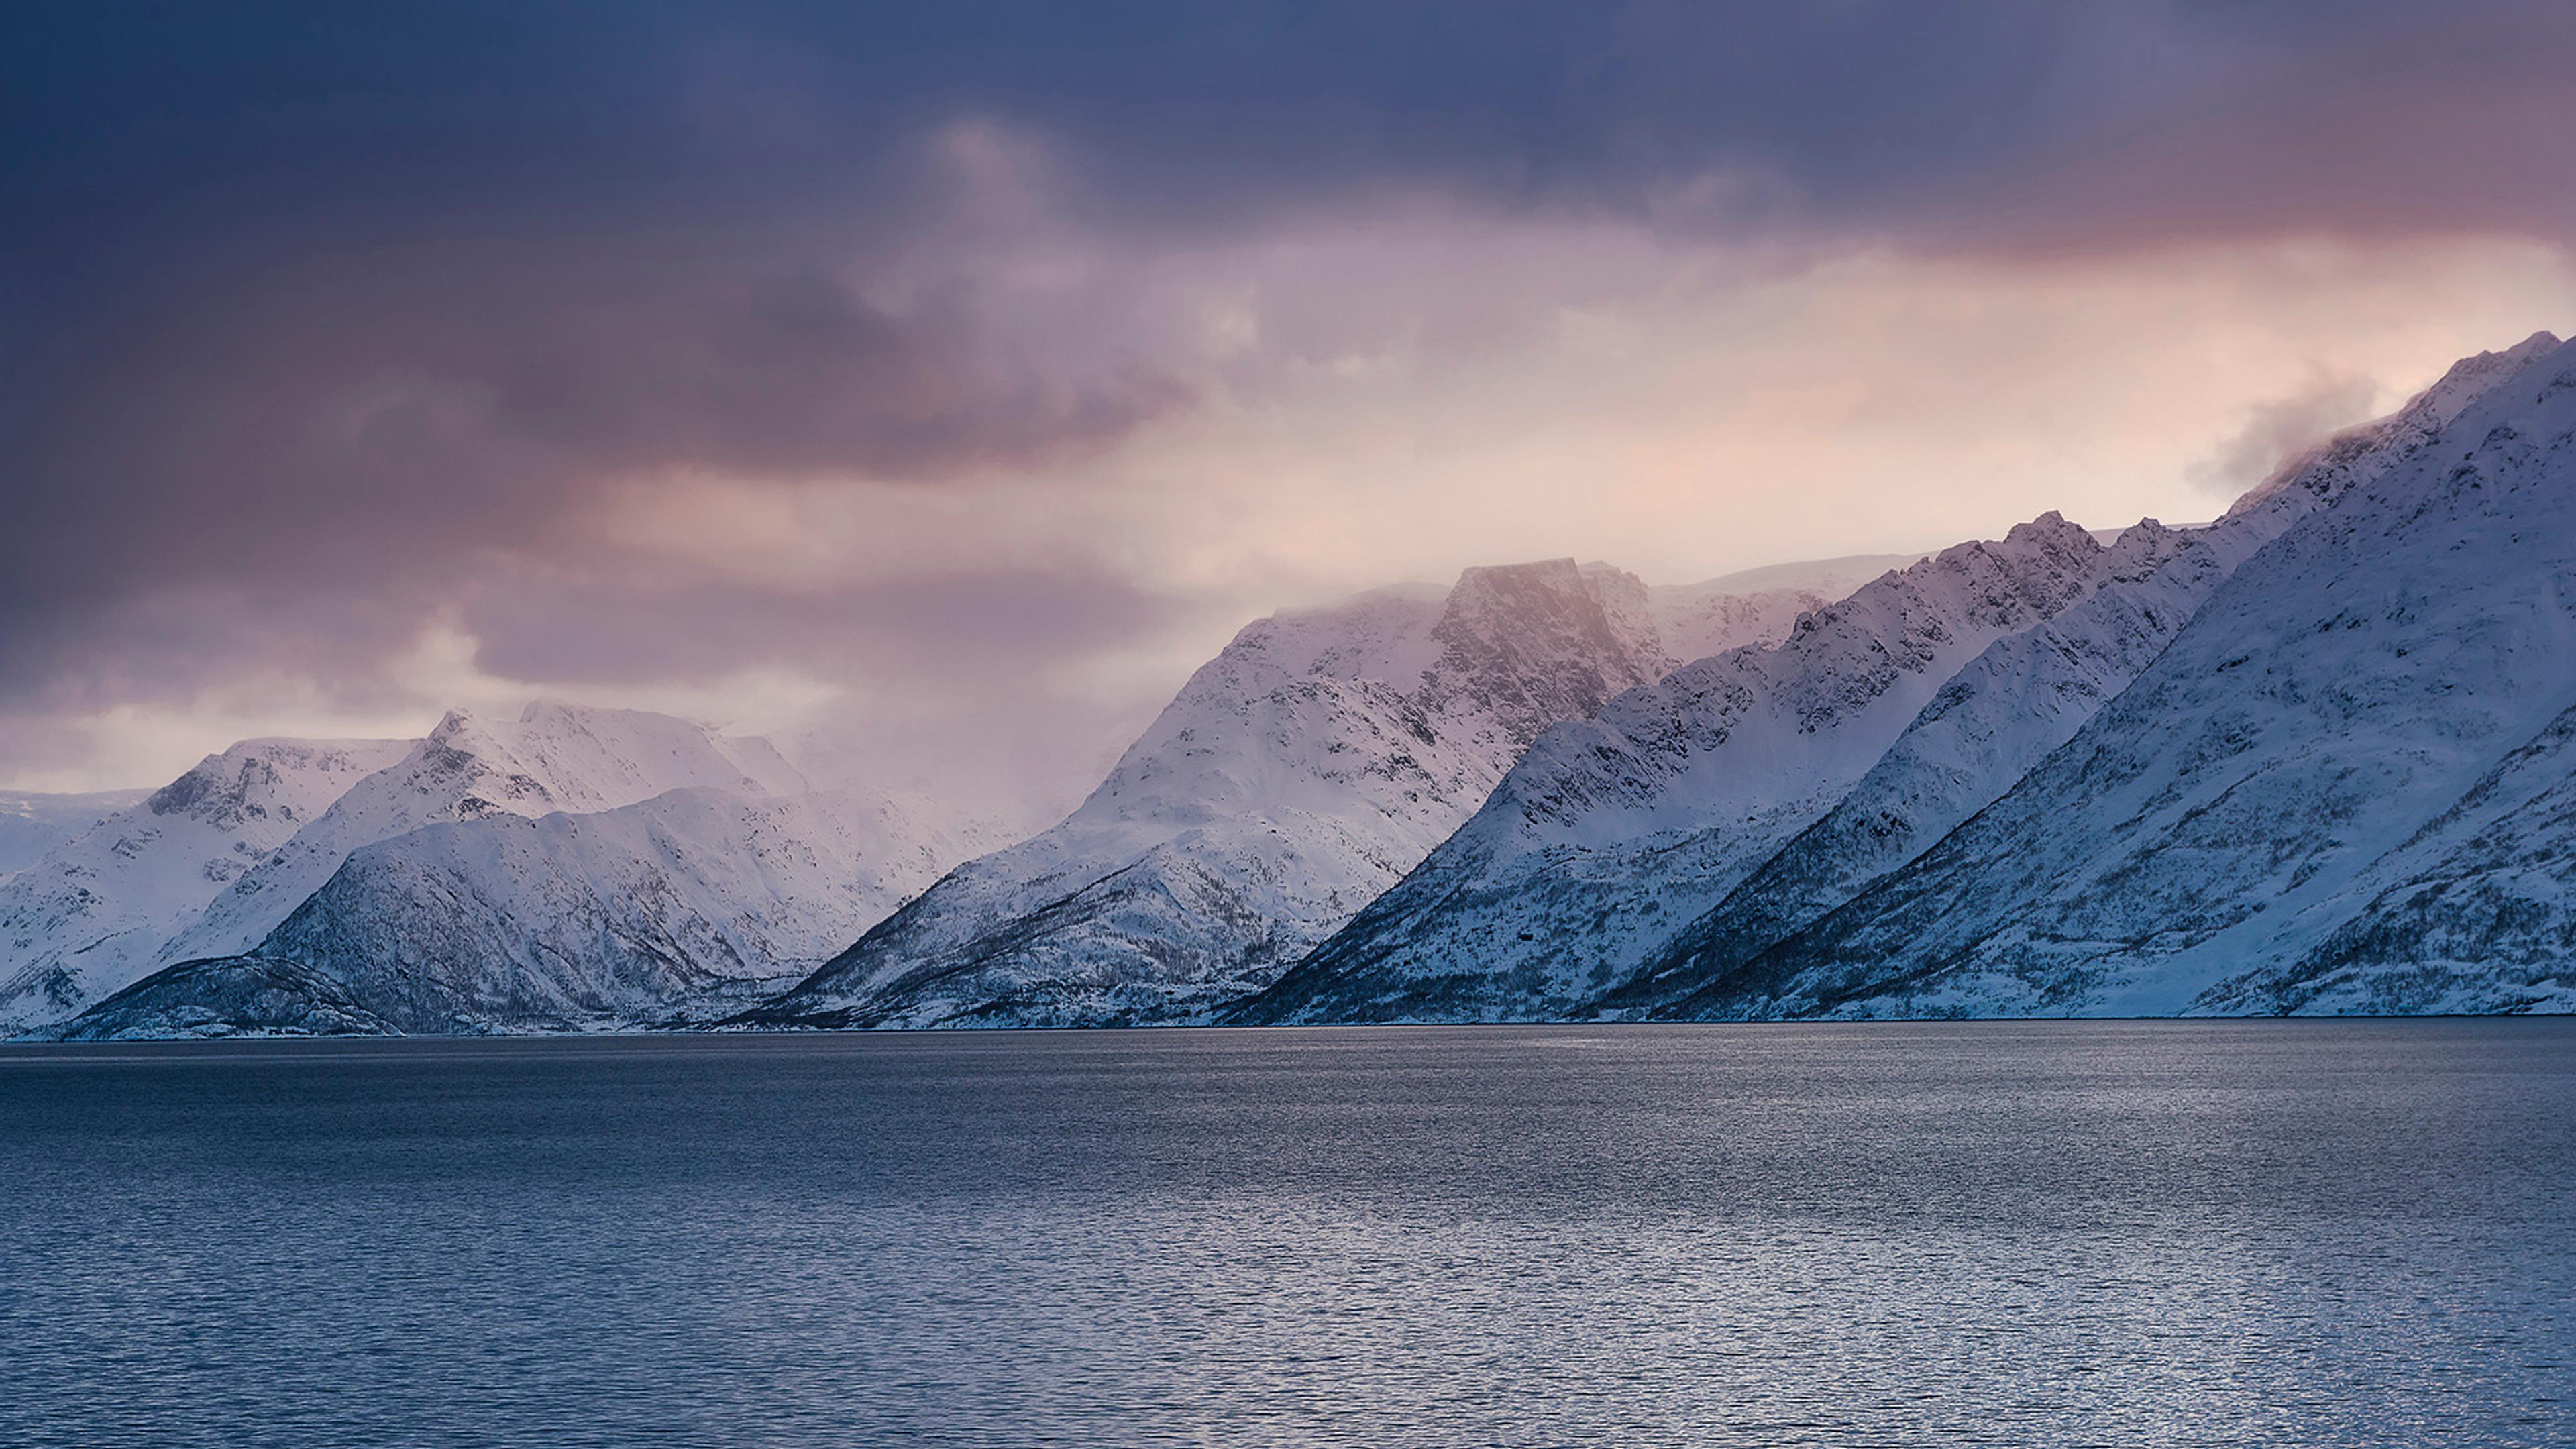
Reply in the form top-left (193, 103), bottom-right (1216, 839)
top-left (8, 1), bottom-right (2576, 820)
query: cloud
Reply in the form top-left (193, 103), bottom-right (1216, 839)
top-left (2186, 369), bottom-right (2385, 499)
top-left (455, 563), bottom-right (1191, 690)
top-left (8, 1), bottom-right (2576, 798)
top-left (0, 234), bottom-right (1189, 703)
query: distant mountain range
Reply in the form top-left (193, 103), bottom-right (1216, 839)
top-left (0, 789), bottom-right (150, 882)
top-left (21, 330), bottom-right (2575, 1037)
top-left (11, 706), bottom-right (1002, 1036)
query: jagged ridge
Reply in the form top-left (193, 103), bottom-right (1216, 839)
top-left (1237, 511), bottom-right (2118, 1024)
top-left (1609, 331), bottom-right (2565, 1018)
top-left (1690, 334), bottom-right (2576, 1018)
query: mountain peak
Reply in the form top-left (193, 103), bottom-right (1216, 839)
top-left (2094, 516), bottom-right (2201, 582)
top-left (2226, 331), bottom-right (2571, 525)
top-left (1996, 508), bottom-right (2095, 554)
top-left (144, 747), bottom-right (275, 820)
top-left (152, 700), bottom-right (808, 969)
top-left (1438, 556), bottom-right (1650, 637)
top-left (1453, 555), bottom-right (1582, 586)
top-left (2406, 330), bottom-right (2566, 428)
top-left (143, 737), bottom-right (407, 824)
top-left (1425, 556), bottom-right (1665, 746)
top-left (2479, 329), bottom-right (2561, 371)
top-left (0, 735), bottom-right (411, 1032)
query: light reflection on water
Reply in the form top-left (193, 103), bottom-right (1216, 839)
top-left (3, 1020), bottom-right (2569, 1446)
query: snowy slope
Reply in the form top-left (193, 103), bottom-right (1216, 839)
top-left (158, 700), bottom-right (808, 966)
top-left (2190, 702), bottom-right (2576, 1016)
top-left (1650, 553), bottom-right (1921, 663)
top-left (0, 790), bottom-right (149, 881)
top-left (1700, 334), bottom-right (2576, 1019)
top-left (64, 786), bottom-right (989, 1037)
top-left (1600, 522), bottom-right (2214, 1016)
top-left (0, 739), bottom-right (409, 1030)
top-left (1610, 333), bottom-right (2564, 1017)
top-left (745, 555), bottom-right (1827, 1029)
top-left (1236, 513), bottom-right (2118, 1024)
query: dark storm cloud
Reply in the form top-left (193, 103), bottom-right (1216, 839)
top-left (6, 0), bottom-right (2575, 724)
top-left (0, 243), bottom-right (1183, 705)
top-left (18, 3), bottom-right (2573, 256)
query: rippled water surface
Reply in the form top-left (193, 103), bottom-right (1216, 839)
top-left (3, 1021), bottom-right (2571, 1446)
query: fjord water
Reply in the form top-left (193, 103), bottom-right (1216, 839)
top-left (3, 1024), bottom-right (2568, 1447)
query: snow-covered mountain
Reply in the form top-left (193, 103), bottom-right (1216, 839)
top-left (1234, 513), bottom-right (2140, 1024)
top-left (1606, 331), bottom-right (2565, 1017)
top-left (157, 700), bottom-right (809, 967)
top-left (32, 331), bottom-right (2576, 1038)
top-left (0, 789), bottom-right (150, 881)
top-left (1676, 333), bottom-right (2576, 1019)
top-left (62, 786), bottom-right (990, 1038)
top-left (17, 700), bottom-right (1004, 1038)
top-left (743, 555), bottom-right (1846, 1029)
top-left (0, 739), bottom-right (409, 1031)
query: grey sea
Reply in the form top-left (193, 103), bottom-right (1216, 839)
top-left (2, 1021), bottom-right (2569, 1447)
